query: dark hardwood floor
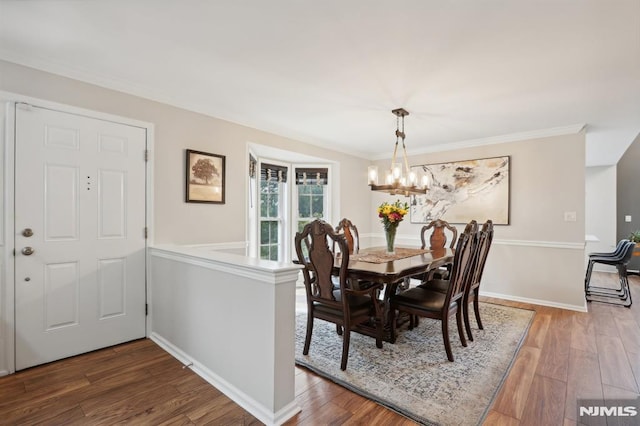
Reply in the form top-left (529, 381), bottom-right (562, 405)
top-left (1, 271), bottom-right (638, 425)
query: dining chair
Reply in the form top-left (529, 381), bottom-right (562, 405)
top-left (462, 220), bottom-right (494, 341)
top-left (588, 239), bottom-right (628, 258)
top-left (412, 220), bottom-right (478, 327)
top-left (421, 219), bottom-right (458, 250)
top-left (389, 229), bottom-right (475, 361)
top-left (295, 219), bottom-right (384, 370)
top-left (334, 218), bottom-right (360, 254)
top-left (585, 239), bottom-right (635, 307)
top-left (419, 219), bottom-right (459, 282)
top-left (584, 239), bottom-right (628, 290)
top-left (332, 218), bottom-right (377, 293)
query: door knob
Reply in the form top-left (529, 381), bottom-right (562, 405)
top-left (21, 247), bottom-right (34, 256)
top-left (22, 228), bottom-right (33, 237)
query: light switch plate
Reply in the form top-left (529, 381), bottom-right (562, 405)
top-left (564, 211), bottom-right (577, 222)
top-left (625, 215), bottom-right (632, 222)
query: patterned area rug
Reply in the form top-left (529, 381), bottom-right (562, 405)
top-left (295, 303), bottom-right (535, 425)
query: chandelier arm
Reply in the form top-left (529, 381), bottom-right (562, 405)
top-left (390, 113), bottom-right (401, 168)
top-left (391, 140), bottom-right (400, 167)
top-left (401, 143), bottom-right (412, 185)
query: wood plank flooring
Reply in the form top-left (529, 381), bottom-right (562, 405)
top-left (1, 271), bottom-right (638, 425)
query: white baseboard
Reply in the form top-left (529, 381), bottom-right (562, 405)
top-left (480, 290), bottom-right (588, 313)
top-left (149, 332), bottom-right (301, 426)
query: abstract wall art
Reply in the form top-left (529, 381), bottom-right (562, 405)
top-left (410, 156), bottom-right (510, 225)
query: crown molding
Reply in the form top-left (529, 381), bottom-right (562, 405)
top-left (0, 53), bottom-right (586, 162)
top-left (370, 123), bottom-right (586, 161)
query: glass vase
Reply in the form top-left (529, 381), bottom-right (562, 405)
top-left (385, 225), bottom-right (397, 255)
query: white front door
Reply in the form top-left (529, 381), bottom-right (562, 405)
top-left (14, 104), bottom-right (147, 370)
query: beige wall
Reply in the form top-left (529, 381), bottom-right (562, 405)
top-left (0, 59), bottom-right (588, 372)
top-left (370, 132), bottom-right (587, 309)
top-left (0, 60), bottom-right (371, 245)
top-left (371, 133), bottom-right (586, 242)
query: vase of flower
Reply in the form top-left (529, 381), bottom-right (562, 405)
top-left (377, 199), bottom-right (409, 255)
top-left (385, 224), bottom-right (398, 254)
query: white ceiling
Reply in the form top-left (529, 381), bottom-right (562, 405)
top-left (1, 0), bottom-right (638, 166)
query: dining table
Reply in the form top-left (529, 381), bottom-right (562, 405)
top-left (334, 245), bottom-right (454, 342)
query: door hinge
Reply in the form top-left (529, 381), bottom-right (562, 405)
top-left (144, 149), bottom-right (149, 162)
top-left (144, 227), bottom-right (148, 239)
top-left (145, 303), bottom-right (148, 316)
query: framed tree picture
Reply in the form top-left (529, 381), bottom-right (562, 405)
top-left (409, 156), bottom-right (510, 225)
top-left (185, 149), bottom-right (225, 204)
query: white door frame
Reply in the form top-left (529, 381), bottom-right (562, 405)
top-left (0, 91), bottom-right (154, 375)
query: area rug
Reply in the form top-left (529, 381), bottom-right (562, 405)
top-left (295, 303), bottom-right (535, 425)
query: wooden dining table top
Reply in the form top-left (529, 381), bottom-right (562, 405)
top-left (334, 245), bottom-right (454, 285)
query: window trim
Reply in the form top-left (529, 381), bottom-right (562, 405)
top-left (247, 143), bottom-right (336, 263)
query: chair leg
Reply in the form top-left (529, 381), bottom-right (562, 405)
top-left (625, 276), bottom-right (633, 307)
top-left (620, 268), bottom-right (633, 308)
top-left (374, 301), bottom-right (384, 349)
top-left (473, 289), bottom-right (483, 330)
top-left (389, 307), bottom-right (397, 344)
top-left (441, 315), bottom-right (454, 362)
top-left (456, 306), bottom-right (467, 347)
top-left (586, 266), bottom-right (633, 308)
top-left (375, 317), bottom-right (383, 349)
top-left (584, 260), bottom-right (594, 292)
top-left (463, 298), bottom-right (474, 342)
top-left (340, 329), bottom-right (351, 370)
top-left (303, 314), bottom-right (314, 355)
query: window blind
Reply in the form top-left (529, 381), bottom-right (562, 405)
top-left (295, 168), bottom-right (328, 185)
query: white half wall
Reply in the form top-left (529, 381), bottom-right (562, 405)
top-left (149, 245), bottom-right (301, 426)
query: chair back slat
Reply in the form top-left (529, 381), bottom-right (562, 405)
top-left (469, 220), bottom-right (494, 289)
top-left (620, 240), bottom-right (637, 264)
top-left (445, 230), bottom-right (475, 302)
top-left (295, 219), bottom-right (349, 302)
top-left (335, 218), bottom-right (360, 254)
top-left (421, 219), bottom-right (458, 250)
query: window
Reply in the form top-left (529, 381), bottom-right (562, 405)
top-left (259, 163), bottom-right (287, 261)
top-left (248, 147), bottom-right (333, 263)
top-left (295, 168), bottom-right (328, 233)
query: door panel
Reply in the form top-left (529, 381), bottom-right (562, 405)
top-left (15, 105), bottom-right (147, 370)
top-left (45, 164), bottom-right (79, 240)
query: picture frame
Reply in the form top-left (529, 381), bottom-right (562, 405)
top-left (185, 149), bottom-right (225, 204)
top-left (409, 155), bottom-right (510, 225)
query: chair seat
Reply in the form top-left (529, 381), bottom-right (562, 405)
top-left (331, 276), bottom-right (377, 291)
top-left (391, 287), bottom-right (456, 312)
top-left (588, 240), bottom-right (629, 259)
top-left (431, 268), bottom-right (450, 280)
top-left (313, 291), bottom-right (375, 318)
top-left (585, 240), bottom-right (635, 308)
top-left (589, 256), bottom-right (628, 265)
top-left (417, 278), bottom-right (449, 293)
